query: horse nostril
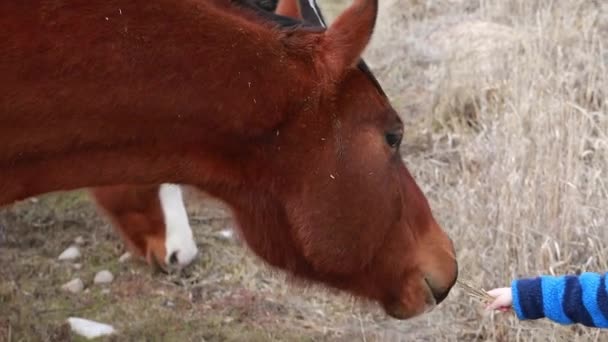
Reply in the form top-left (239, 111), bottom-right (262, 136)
top-left (431, 285), bottom-right (450, 305)
top-left (168, 251), bottom-right (179, 265)
top-left (425, 277), bottom-right (452, 305)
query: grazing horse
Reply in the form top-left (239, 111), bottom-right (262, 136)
top-left (0, 0), bottom-right (458, 319)
top-left (90, 184), bottom-right (198, 268)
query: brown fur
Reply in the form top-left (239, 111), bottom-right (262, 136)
top-left (0, 0), bottom-right (457, 319)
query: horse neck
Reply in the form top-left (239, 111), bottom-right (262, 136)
top-left (0, 0), bottom-right (316, 205)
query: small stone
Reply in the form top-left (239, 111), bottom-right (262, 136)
top-left (118, 252), bottom-right (131, 263)
top-left (217, 229), bottom-right (234, 240)
top-left (58, 246), bottom-right (81, 261)
top-left (74, 236), bottom-right (85, 245)
top-left (62, 278), bottom-right (84, 293)
top-left (101, 289), bottom-right (111, 295)
top-left (67, 317), bottom-right (115, 339)
top-left (94, 270), bottom-right (114, 285)
top-left (162, 300), bottom-right (175, 308)
top-left (72, 263), bottom-right (82, 270)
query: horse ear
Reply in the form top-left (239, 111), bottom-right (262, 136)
top-left (275, 0), bottom-right (302, 18)
top-left (319, 0), bottom-right (377, 77)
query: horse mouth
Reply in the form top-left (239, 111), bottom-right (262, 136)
top-left (423, 277), bottom-right (439, 312)
top-left (148, 251), bottom-right (169, 274)
top-left (383, 279), bottom-right (438, 320)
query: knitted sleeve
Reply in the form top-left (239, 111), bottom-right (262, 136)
top-left (511, 272), bottom-right (608, 328)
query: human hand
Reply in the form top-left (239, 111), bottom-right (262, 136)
top-left (486, 287), bottom-right (512, 312)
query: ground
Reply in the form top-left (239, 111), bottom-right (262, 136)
top-left (1, 191), bottom-right (384, 341)
top-left (2, 0), bottom-right (608, 341)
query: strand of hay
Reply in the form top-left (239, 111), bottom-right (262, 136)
top-left (456, 280), bottom-right (494, 304)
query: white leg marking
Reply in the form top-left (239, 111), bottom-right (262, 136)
top-left (159, 184), bottom-right (198, 267)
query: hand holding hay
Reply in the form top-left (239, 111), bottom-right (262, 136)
top-left (486, 287), bottom-right (512, 312)
top-left (458, 280), bottom-right (512, 313)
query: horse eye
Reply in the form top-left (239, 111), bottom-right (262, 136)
top-left (385, 130), bottom-right (403, 148)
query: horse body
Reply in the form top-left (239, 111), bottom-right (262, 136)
top-left (1, 0), bottom-right (297, 199)
top-left (1, 0), bottom-right (457, 319)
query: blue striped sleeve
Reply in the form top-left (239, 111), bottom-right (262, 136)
top-left (579, 272), bottom-right (608, 327)
top-left (539, 275), bottom-right (573, 324)
top-left (512, 273), bottom-right (608, 328)
top-left (598, 275), bottom-right (608, 320)
top-left (512, 277), bottom-right (544, 320)
top-left (562, 275), bottom-right (595, 326)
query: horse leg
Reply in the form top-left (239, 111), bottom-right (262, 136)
top-left (90, 184), bottom-right (198, 269)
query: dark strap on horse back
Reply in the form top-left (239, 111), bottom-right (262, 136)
top-left (254, 0), bottom-right (278, 11)
top-left (298, 0), bottom-right (327, 27)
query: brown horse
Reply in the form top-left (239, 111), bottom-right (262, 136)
top-left (0, 0), bottom-right (457, 319)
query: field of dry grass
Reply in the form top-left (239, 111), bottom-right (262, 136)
top-left (1, 0), bottom-right (607, 341)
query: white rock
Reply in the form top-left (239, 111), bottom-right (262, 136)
top-left (118, 252), bottom-right (131, 263)
top-left (62, 278), bottom-right (84, 293)
top-left (74, 236), bottom-right (85, 245)
top-left (218, 229), bottom-right (234, 240)
top-left (67, 317), bottom-right (116, 339)
top-left (72, 263), bottom-right (82, 270)
top-left (58, 246), bottom-right (81, 261)
top-left (94, 270), bottom-right (114, 285)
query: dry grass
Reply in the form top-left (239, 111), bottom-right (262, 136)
top-left (1, 0), bottom-right (607, 341)
top-left (457, 280), bottom-right (494, 305)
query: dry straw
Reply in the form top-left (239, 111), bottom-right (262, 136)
top-left (457, 279), bottom-right (494, 304)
